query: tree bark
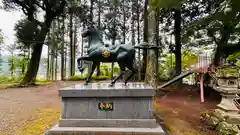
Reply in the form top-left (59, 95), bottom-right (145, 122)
top-left (21, 52), bottom-right (26, 75)
top-left (213, 45), bottom-right (222, 66)
top-left (137, 0), bottom-right (140, 44)
top-left (69, 7), bottom-right (74, 77)
top-left (21, 41), bottom-right (44, 84)
top-left (136, 0), bottom-right (141, 81)
top-left (111, 2), bottom-right (117, 79)
top-left (123, 0), bottom-right (126, 43)
top-left (174, 9), bottom-right (182, 77)
top-left (72, 22), bottom-right (77, 76)
top-left (141, 0), bottom-right (148, 80)
top-left (21, 19), bottom-right (51, 85)
top-left (98, 0), bottom-right (101, 29)
top-left (61, 16), bottom-right (65, 80)
top-left (47, 35), bottom-right (50, 80)
top-left (131, 0), bottom-right (135, 46)
top-left (144, 11), bottom-right (158, 87)
top-left (55, 50), bottom-right (58, 80)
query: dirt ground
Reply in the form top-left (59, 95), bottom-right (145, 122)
top-left (155, 85), bottom-right (220, 135)
top-left (0, 81), bottom-right (220, 135)
top-left (0, 81), bottom-right (78, 135)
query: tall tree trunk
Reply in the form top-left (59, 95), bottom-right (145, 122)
top-left (111, 0), bottom-right (117, 79)
top-left (131, 0), bottom-right (135, 46)
top-left (69, 7), bottom-right (74, 77)
top-left (51, 46), bottom-right (54, 80)
top-left (64, 47), bottom-right (67, 78)
top-left (137, 0), bottom-right (141, 81)
top-left (155, 7), bottom-right (160, 78)
top-left (213, 45), bottom-right (222, 66)
top-left (61, 16), bottom-right (65, 80)
top-left (141, 0), bottom-right (148, 80)
top-left (90, 0), bottom-right (94, 21)
top-left (73, 23), bottom-right (77, 75)
top-left (47, 35), bottom-right (50, 80)
top-left (137, 0), bottom-right (140, 44)
top-left (21, 52), bottom-right (26, 75)
top-left (122, 0), bottom-right (126, 43)
top-left (98, 0), bottom-right (101, 28)
top-left (21, 24), bottom-right (50, 85)
top-left (174, 9), bottom-right (182, 78)
top-left (81, 23), bottom-right (84, 57)
top-left (145, 11), bottom-right (158, 87)
top-left (55, 52), bottom-right (58, 80)
top-left (21, 43), bottom-right (43, 84)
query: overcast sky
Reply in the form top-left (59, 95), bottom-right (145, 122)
top-left (0, 8), bottom-right (23, 45)
top-left (0, 1), bottom-right (49, 56)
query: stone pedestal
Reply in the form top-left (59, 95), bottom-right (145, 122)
top-left (45, 82), bottom-right (165, 135)
top-left (213, 85), bottom-right (240, 124)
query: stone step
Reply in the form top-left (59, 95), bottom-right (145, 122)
top-left (45, 124), bottom-right (165, 135)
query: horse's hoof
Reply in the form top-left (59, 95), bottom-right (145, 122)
top-left (108, 83), bottom-right (114, 87)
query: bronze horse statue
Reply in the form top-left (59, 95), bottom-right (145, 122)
top-left (77, 26), bottom-right (138, 86)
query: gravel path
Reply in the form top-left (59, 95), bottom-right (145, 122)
top-left (0, 81), bottom-right (79, 135)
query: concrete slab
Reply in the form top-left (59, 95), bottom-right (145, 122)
top-left (59, 82), bottom-right (155, 97)
top-left (45, 124), bottom-right (166, 135)
top-left (59, 119), bottom-right (159, 128)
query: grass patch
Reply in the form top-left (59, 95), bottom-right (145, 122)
top-left (0, 77), bottom-right (52, 89)
top-left (15, 108), bottom-right (60, 135)
top-left (35, 78), bottom-right (52, 85)
top-left (68, 74), bottom-right (111, 81)
top-left (0, 83), bottom-right (19, 89)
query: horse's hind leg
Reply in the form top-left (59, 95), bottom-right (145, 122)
top-left (109, 62), bottom-right (125, 87)
top-left (124, 61), bottom-right (136, 85)
top-left (85, 62), bottom-right (97, 85)
top-left (96, 63), bottom-right (100, 77)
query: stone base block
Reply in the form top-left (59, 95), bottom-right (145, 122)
top-left (59, 119), bottom-right (158, 128)
top-left (45, 124), bottom-right (165, 135)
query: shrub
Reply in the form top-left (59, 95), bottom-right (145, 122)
top-left (69, 75), bottom-right (86, 81)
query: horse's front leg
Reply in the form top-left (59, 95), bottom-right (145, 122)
top-left (84, 62), bottom-right (97, 85)
top-left (77, 56), bottom-right (89, 72)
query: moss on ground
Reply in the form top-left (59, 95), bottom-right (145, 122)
top-left (15, 108), bottom-right (60, 135)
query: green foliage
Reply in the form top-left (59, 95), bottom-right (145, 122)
top-left (149, 0), bottom-right (182, 10)
top-left (159, 50), bottom-right (198, 80)
top-left (100, 64), bottom-right (110, 76)
top-left (0, 75), bottom-right (24, 83)
top-left (14, 18), bottom-right (39, 47)
top-left (226, 52), bottom-right (240, 63)
top-left (113, 66), bottom-right (120, 73)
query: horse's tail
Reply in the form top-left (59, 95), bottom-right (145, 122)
top-left (134, 42), bottom-right (149, 49)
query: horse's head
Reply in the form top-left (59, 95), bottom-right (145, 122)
top-left (82, 26), bottom-right (104, 48)
top-left (82, 26), bottom-right (99, 38)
